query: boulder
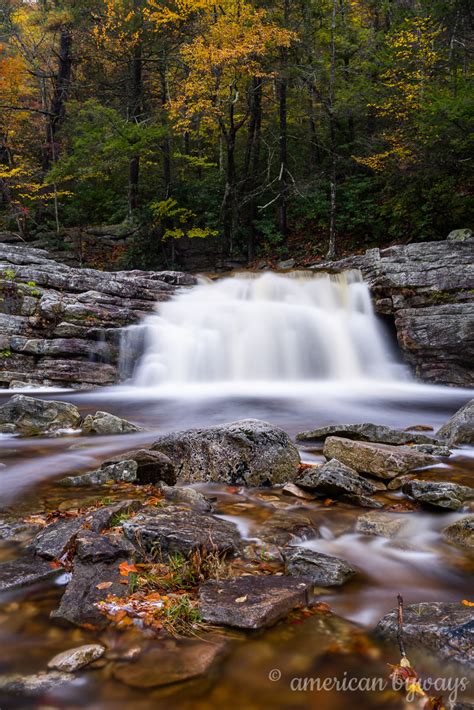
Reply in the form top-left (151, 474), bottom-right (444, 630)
top-left (52, 558), bottom-right (130, 628)
top-left (102, 449), bottom-right (176, 485)
top-left (402, 479), bottom-right (474, 511)
top-left (297, 423), bottom-right (437, 446)
top-left (355, 511), bottom-right (409, 538)
top-left (31, 517), bottom-right (84, 560)
top-left (437, 400), bottom-right (474, 446)
top-left (84, 500), bottom-right (142, 533)
top-left (0, 556), bottom-right (62, 593)
top-left (376, 601), bottom-right (474, 666)
top-left (75, 530), bottom-right (136, 563)
top-left (122, 505), bottom-right (240, 559)
top-left (323, 436), bottom-right (435, 480)
top-left (257, 509), bottom-right (318, 546)
top-left (151, 419), bottom-right (300, 486)
top-left (59, 461), bottom-right (138, 487)
top-left (158, 484), bottom-right (212, 512)
top-left (296, 459), bottom-right (378, 497)
top-left (198, 575), bottom-right (314, 629)
top-left (48, 644), bottom-right (105, 672)
top-left (283, 547), bottom-right (356, 586)
top-left (442, 516), bottom-right (474, 549)
top-left (81, 411), bottom-right (144, 435)
top-left (111, 638), bottom-right (225, 688)
top-left (447, 228), bottom-right (472, 242)
top-left (0, 395), bottom-right (81, 435)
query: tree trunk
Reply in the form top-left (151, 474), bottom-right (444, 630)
top-left (244, 77), bottom-right (262, 261)
top-left (326, 0), bottom-right (337, 261)
top-left (128, 41), bottom-right (142, 215)
top-left (222, 129), bottom-right (237, 257)
top-left (43, 26), bottom-right (72, 172)
top-left (160, 62), bottom-right (171, 197)
top-left (277, 0), bottom-right (290, 247)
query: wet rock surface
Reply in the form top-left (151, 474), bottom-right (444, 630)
top-left (199, 575), bottom-right (314, 629)
top-left (296, 459), bottom-right (378, 497)
top-left (122, 505), bottom-right (240, 559)
top-left (0, 394), bottom-right (81, 435)
top-left (355, 511), bottom-right (409, 538)
top-left (151, 419), bottom-right (300, 486)
top-left (103, 449), bottom-right (176, 485)
top-left (442, 516), bottom-right (474, 548)
top-left (59, 460), bottom-right (139, 487)
top-left (31, 517), bottom-right (84, 560)
top-left (0, 671), bottom-right (74, 695)
top-left (257, 509), bottom-right (318, 546)
top-left (52, 559), bottom-right (129, 628)
top-left (283, 547), bottom-right (357, 586)
top-left (402, 479), bottom-right (474, 510)
top-left (437, 400), bottom-right (474, 446)
top-left (48, 644), bottom-right (105, 672)
top-left (82, 411), bottom-right (144, 435)
top-left (376, 601), bottom-right (474, 666)
top-left (323, 436), bottom-right (435, 480)
top-left (297, 422), bottom-right (437, 445)
top-left (0, 555), bottom-right (62, 593)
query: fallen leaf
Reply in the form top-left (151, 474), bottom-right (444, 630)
top-left (96, 581), bottom-right (113, 590)
top-left (235, 595), bottom-right (247, 603)
top-left (119, 561), bottom-right (138, 577)
top-left (462, 599), bottom-right (474, 607)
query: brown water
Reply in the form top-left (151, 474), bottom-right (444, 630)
top-left (0, 383), bottom-right (473, 709)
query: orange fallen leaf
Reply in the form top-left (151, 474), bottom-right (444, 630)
top-left (462, 599), bottom-right (474, 607)
top-left (119, 561), bottom-right (138, 577)
top-left (96, 581), bottom-right (113, 590)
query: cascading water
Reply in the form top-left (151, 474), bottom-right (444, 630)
top-left (124, 270), bottom-right (403, 386)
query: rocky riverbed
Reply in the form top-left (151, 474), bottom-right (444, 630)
top-left (0, 394), bottom-right (473, 708)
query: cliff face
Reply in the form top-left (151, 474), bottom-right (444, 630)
top-left (0, 244), bottom-right (196, 389)
top-left (312, 238), bottom-right (473, 387)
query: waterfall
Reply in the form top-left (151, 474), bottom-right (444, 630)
top-left (124, 270), bottom-right (402, 386)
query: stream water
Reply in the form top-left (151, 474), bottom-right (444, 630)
top-left (0, 271), bottom-right (473, 708)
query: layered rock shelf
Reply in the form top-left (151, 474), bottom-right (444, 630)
top-left (0, 243), bottom-right (196, 389)
top-left (312, 237), bottom-right (474, 386)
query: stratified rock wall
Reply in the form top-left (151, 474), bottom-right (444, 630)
top-left (312, 239), bottom-right (473, 386)
top-left (0, 244), bottom-right (196, 389)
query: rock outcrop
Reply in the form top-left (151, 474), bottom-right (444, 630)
top-left (311, 238), bottom-right (474, 386)
top-left (0, 243), bottom-right (196, 388)
top-left (437, 400), bottom-right (474, 445)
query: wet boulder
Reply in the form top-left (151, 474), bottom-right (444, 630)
top-left (376, 601), bottom-right (474, 667)
top-left (122, 505), bottom-right (240, 559)
top-left (257, 509), bottom-right (318, 546)
top-left (52, 558), bottom-right (130, 628)
top-left (0, 395), bottom-right (81, 435)
top-left (442, 515), bottom-right (474, 549)
top-left (355, 511), bottom-right (409, 538)
top-left (102, 449), bottom-right (176, 486)
top-left (297, 422), bottom-right (437, 446)
top-left (323, 436), bottom-right (435, 480)
top-left (283, 547), bottom-right (357, 587)
top-left (158, 484), bottom-right (212, 512)
top-left (437, 400), bottom-right (473, 446)
top-left (75, 530), bottom-right (136, 563)
top-left (48, 644), bottom-right (105, 672)
top-left (82, 410), bottom-right (144, 435)
top-left (198, 575), bottom-right (314, 629)
top-left (85, 500), bottom-right (142, 533)
top-left (59, 461), bottom-right (138, 487)
top-left (0, 555), bottom-right (62, 593)
top-left (30, 517), bottom-right (84, 560)
top-left (402, 479), bottom-right (474, 511)
top-left (150, 419), bottom-right (300, 486)
top-left (296, 459), bottom-right (378, 497)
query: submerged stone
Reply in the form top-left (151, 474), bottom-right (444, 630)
top-left (257, 509), bottom-right (318, 546)
top-left (442, 515), bottom-right (474, 549)
top-left (355, 511), bottom-right (409, 538)
top-left (0, 671), bottom-right (74, 695)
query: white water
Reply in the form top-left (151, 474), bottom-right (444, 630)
top-left (126, 270), bottom-right (403, 386)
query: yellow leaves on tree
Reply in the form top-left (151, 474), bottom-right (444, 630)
top-left (169, 1), bottom-right (296, 135)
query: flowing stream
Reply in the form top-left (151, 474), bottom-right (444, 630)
top-left (0, 271), bottom-right (473, 708)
